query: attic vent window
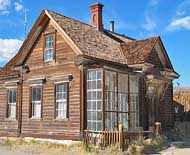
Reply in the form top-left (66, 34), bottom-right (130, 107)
top-left (44, 34), bottom-right (55, 62)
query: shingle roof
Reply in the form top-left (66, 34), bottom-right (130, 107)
top-left (120, 37), bottom-right (159, 65)
top-left (47, 10), bottom-right (127, 64)
top-left (173, 87), bottom-right (190, 96)
top-left (0, 9), bottom-right (176, 79)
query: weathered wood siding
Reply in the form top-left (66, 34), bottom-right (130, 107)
top-left (0, 78), bottom-right (20, 136)
top-left (20, 20), bottom-right (81, 140)
top-left (147, 48), bottom-right (163, 68)
top-left (163, 83), bottom-right (174, 129)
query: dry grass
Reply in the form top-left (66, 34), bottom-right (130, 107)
top-left (0, 138), bottom-right (91, 155)
top-left (0, 135), bottom-right (167, 155)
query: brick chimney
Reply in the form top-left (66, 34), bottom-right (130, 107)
top-left (90, 3), bottom-right (104, 31)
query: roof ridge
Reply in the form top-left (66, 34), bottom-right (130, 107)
top-left (104, 29), bottom-right (135, 41)
top-left (46, 9), bottom-right (135, 43)
top-left (121, 36), bottom-right (160, 45)
top-left (45, 9), bottom-right (97, 30)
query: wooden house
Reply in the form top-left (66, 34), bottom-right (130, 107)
top-left (173, 87), bottom-right (190, 121)
top-left (0, 3), bottom-right (179, 140)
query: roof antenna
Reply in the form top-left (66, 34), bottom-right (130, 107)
top-left (24, 11), bottom-right (27, 39)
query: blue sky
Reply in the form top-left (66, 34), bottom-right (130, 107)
top-left (0, 0), bottom-right (189, 86)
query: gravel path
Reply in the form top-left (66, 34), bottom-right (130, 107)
top-left (151, 141), bottom-right (190, 155)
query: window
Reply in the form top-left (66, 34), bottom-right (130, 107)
top-left (56, 83), bottom-right (68, 119)
top-left (105, 71), bottom-right (117, 129)
top-left (87, 70), bottom-right (102, 131)
top-left (44, 35), bottom-right (54, 62)
top-left (8, 89), bottom-right (17, 118)
top-left (129, 76), bottom-right (139, 128)
top-left (118, 74), bottom-right (129, 129)
top-left (31, 87), bottom-right (42, 118)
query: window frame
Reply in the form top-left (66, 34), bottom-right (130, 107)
top-left (54, 83), bottom-right (69, 119)
top-left (43, 32), bottom-right (56, 63)
top-left (86, 68), bottom-right (103, 131)
top-left (29, 86), bottom-right (43, 119)
top-left (7, 88), bottom-right (17, 119)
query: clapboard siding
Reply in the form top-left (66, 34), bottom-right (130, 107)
top-left (21, 21), bottom-right (80, 139)
top-left (0, 79), bottom-right (20, 136)
top-left (163, 83), bottom-right (174, 129)
top-left (147, 48), bottom-right (163, 68)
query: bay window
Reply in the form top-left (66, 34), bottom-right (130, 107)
top-left (86, 68), bottom-right (140, 131)
top-left (87, 70), bottom-right (102, 131)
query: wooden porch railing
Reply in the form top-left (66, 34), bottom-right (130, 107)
top-left (84, 125), bottom-right (124, 150)
top-left (84, 125), bottom-right (153, 151)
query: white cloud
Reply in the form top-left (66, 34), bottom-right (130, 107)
top-left (0, 0), bottom-right (10, 10)
top-left (0, 0), bottom-right (10, 14)
top-left (176, 11), bottom-right (186, 16)
top-left (0, 39), bottom-right (23, 62)
top-left (143, 15), bottom-right (156, 31)
top-left (167, 16), bottom-right (190, 31)
top-left (14, 2), bottom-right (23, 12)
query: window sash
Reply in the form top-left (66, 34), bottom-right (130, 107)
top-left (44, 49), bottom-right (54, 62)
top-left (87, 70), bottom-right (102, 131)
top-left (8, 89), bottom-right (17, 118)
top-left (56, 84), bottom-right (68, 119)
top-left (32, 101), bottom-right (41, 118)
top-left (45, 36), bottom-right (53, 48)
top-left (31, 87), bottom-right (41, 118)
top-left (44, 35), bottom-right (54, 62)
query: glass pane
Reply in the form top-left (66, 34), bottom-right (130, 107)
top-left (10, 104), bottom-right (16, 118)
top-left (97, 101), bottom-right (101, 110)
top-left (86, 70), bottom-right (102, 131)
top-left (118, 74), bottom-right (128, 93)
top-left (130, 76), bottom-right (139, 93)
top-left (33, 102), bottom-right (41, 117)
top-left (32, 88), bottom-right (36, 101)
top-left (87, 101), bottom-right (91, 110)
top-left (56, 84), bottom-right (68, 118)
top-left (13, 90), bottom-right (16, 103)
top-left (45, 49), bottom-right (54, 61)
top-left (45, 36), bottom-right (53, 48)
top-left (36, 88), bottom-right (41, 101)
top-left (9, 90), bottom-right (12, 103)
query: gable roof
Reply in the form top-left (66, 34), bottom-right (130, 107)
top-left (174, 87), bottom-right (190, 96)
top-left (120, 36), bottom-right (174, 70)
top-left (120, 37), bottom-right (158, 65)
top-left (46, 10), bottom-right (127, 64)
top-left (0, 9), bottom-right (178, 79)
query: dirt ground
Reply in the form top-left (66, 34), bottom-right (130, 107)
top-left (0, 138), bottom-right (190, 155)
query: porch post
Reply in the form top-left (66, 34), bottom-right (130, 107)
top-left (80, 65), bottom-right (86, 139)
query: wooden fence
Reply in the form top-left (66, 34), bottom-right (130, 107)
top-left (84, 125), bottom-right (153, 151)
top-left (84, 129), bottom-right (122, 150)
